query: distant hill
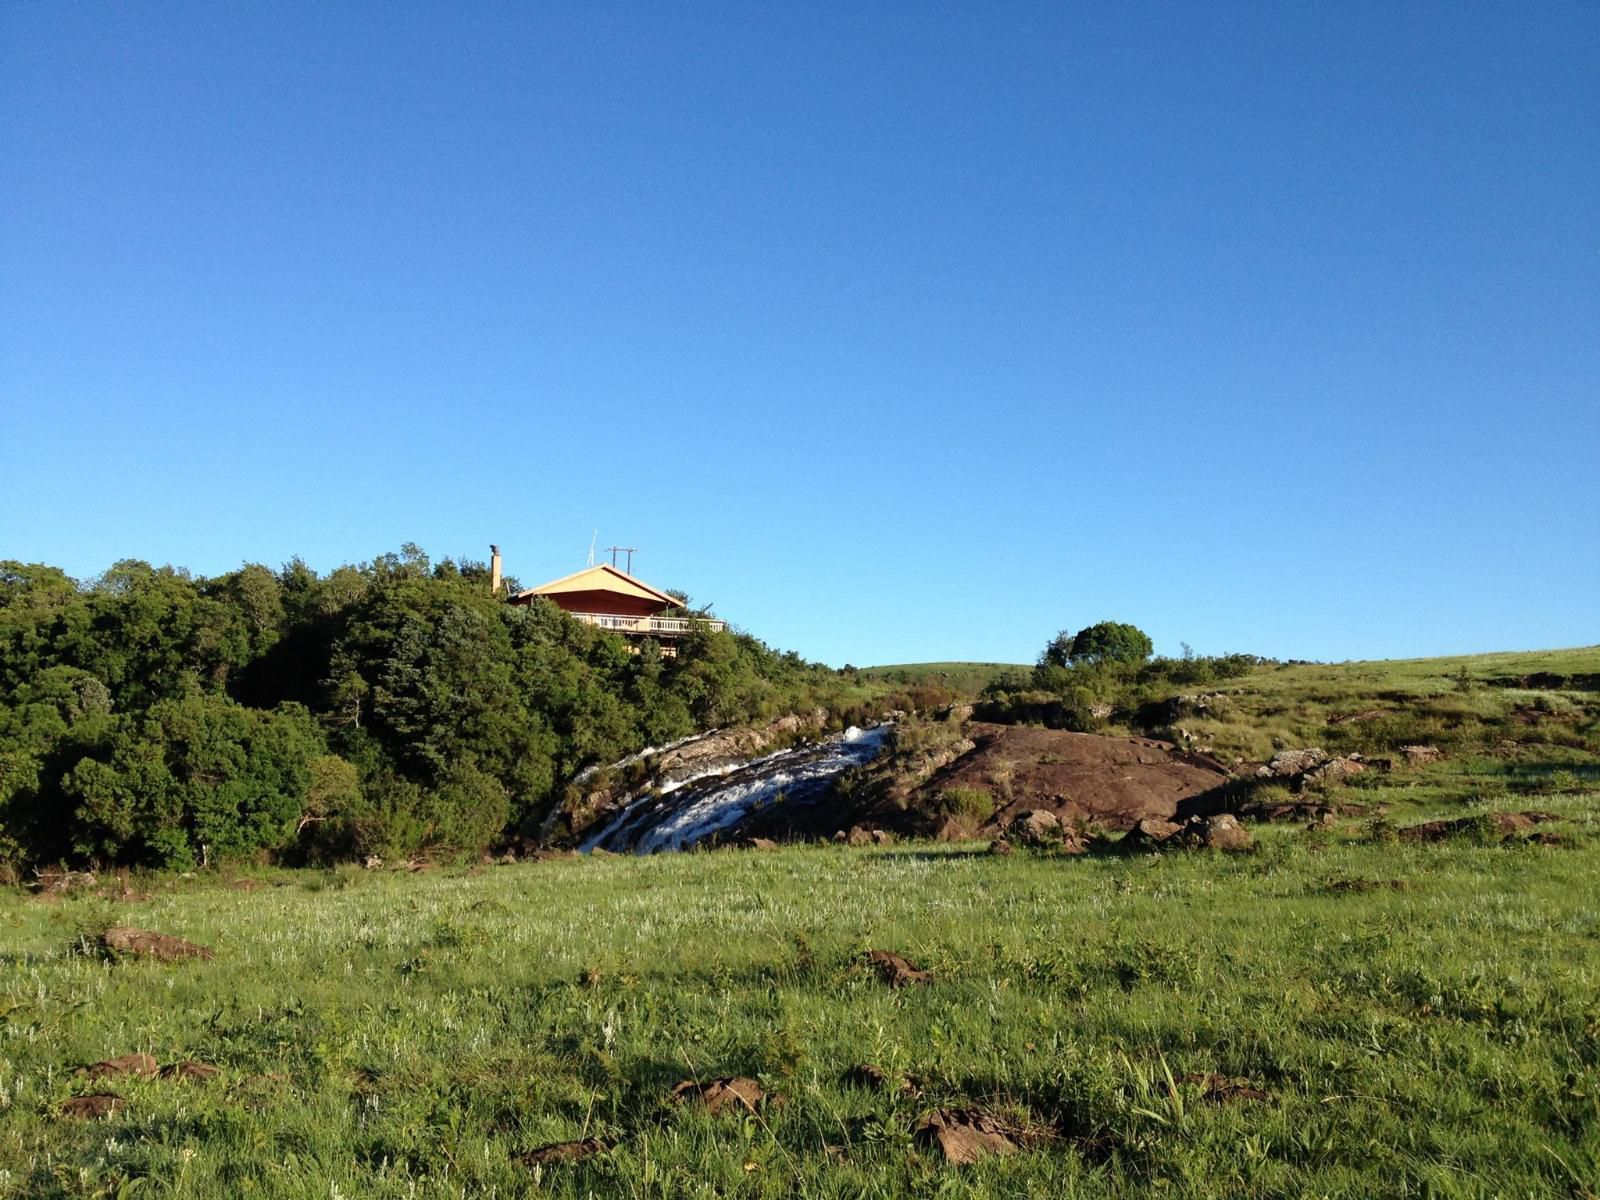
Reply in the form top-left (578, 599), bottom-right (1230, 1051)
top-left (855, 662), bottom-right (1029, 698)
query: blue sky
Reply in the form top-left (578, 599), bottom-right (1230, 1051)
top-left (3, 3), bottom-right (1596, 667)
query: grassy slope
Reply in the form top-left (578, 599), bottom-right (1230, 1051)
top-left (4, 797), bottom-right (1598, 1197)
top-left (857, 662), bottom-right (1028, 697)
top-left (3, 645), bottom-right (1599, 1198)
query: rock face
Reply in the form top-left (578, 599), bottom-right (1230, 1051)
top-left (1402, 744), bottom-right (1444, 766)
top-left (921, 724), bottom-right (1231, 836)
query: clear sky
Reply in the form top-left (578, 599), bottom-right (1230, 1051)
top-left (3, 3), bottom-right (1596, 667)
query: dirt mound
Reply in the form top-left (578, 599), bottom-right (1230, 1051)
top-left (668, 1076), bottom-right (770, 1115)
top-left (918, 724), bottom-right (1231, 834)
top-left (100, 927), bottom-right (214, 962)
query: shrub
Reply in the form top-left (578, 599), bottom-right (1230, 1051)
top-left (932, 787), bottom-right (995, 822)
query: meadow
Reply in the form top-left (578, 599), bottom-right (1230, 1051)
top-left (3, 772), bottom-right (1598, 1198)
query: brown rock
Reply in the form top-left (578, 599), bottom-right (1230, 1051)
top-left (1010, 809), bottom-right (1063, 847)
top-left (1401, 744), bottom-right (1443, 766)
top-left (100, 927), bottom-right (214, 962)
top-left (60, 1094), bottom-right (125, 1120)
top-left (517, 1137), bottom-right (609, 1166)
top-left (1304, 757), bottom-right (1366, 787)
top-left (866, 949), bottom-right (932, 987)
top-left (1400, 810), bottom-right (1558, 842)
top-left (743, 837), bottom-right (779, 851)
top-left (1120, 817), bottom-right (1182, 850)
top-left (1182, 813), bottom-right (1253, 851)
top-left (934, 816), bottom-right (971, 842)
top-left (1263, 748), bottom-right (1328, 778)
top-left (78, 1053), bottom-right (158, 1080)
top-left (913, 1109), bottom-right (1019, 1165)
top-left (668, 1076), bottom-right (767, 1115)
top-left (988, 838), bottom-right (1013, 856)
top-left (159, 1061), bottom-right (221, 1082)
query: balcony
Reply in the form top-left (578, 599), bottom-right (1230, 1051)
top-left (567, 612), bottom-right (727, 636)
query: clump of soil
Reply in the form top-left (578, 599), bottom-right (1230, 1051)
top-left (1178, 1073), bottom-right (1270, 1104)
top-left (668, 1076), bottom-right (770, 1115)
top-left (99, 927), bottom-right (214, 962)
top-left (77, 1054), bottom-right (157, 1080)
top-left (160, 1061), bottom-right (221, 1082)
top-left (517, 1138), bottom-right (610, 1166)
top-left (60, 1094), bottom-right (125, 1120)
top-left (844, 1064), bottom-right (922, 1097)
top-left (865, 950), bottom-right (932, 987)
top-left (912, 1108), bottom-right (1048, 1164)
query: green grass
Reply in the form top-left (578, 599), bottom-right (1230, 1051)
top-left (4, 778), bottom-right (1599, 1197)
top-left (857, 662), bottom-right (1029, 697)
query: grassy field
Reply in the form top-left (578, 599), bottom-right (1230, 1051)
top-left (856, 662), bottom-right (1027, 697)
top-left (4, 777), bottom-right (1598, 1197)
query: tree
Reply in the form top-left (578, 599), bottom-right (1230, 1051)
top-left (1042, 621), bottom-right (1154, 670)
top-left (1069, 621), bottom-right (1153, 666)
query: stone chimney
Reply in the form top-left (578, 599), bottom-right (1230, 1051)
top-left (489, 545), bottom-right (502, 595)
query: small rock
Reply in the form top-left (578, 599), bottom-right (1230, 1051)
top-left (988, 838), bottom-right (1013, 856)
top-left (1401, 744), bottom-right (1443, 766)
top-left (78, 1053), bottom-right (157, 1080)
top-left (60, 1094), bottom-right (125, 1120)
top-left (744, 837), bottom-right (779, 851)
top-left (913, 1109), bottom-right (1019, 1165)
top-left (100, 927), bottom-right (214, 962)
top-left (668, 1076), bottom-right (767, 1115)
top-left (865, 949), bottom-right (932, 987)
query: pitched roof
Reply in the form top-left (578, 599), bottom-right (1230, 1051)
top-left (514, 563), bottom-right (680, 607)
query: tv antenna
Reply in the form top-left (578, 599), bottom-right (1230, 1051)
top-left (606, 545), bottom-right (638, 573)
top-left (586, 531), bottom-right (597, 567)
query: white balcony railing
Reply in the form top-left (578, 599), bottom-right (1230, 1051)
top-left (568, 612), bottom-right (726, 635)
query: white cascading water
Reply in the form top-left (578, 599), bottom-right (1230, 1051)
top-left (582, 724), bottom-right (892, 854)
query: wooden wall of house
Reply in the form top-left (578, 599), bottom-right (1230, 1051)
top-left (542, 590), bottom-right (664, 618)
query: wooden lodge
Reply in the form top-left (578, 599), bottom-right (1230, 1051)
top-left (508, 562), bottom-right (725, 651)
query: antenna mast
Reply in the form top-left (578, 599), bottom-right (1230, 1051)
top-left (586, 531), bottom-right (597, 567)
top-left (606, 545), bottom-right (638, 573)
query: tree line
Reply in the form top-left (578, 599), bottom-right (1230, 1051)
top-left (0, 546), bottom-right (865, 871)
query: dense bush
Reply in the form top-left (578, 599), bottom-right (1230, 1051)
top-left (0, 548), bottom-right (863, 869)
top-left (979, 623), bottom-right (1266, 732)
